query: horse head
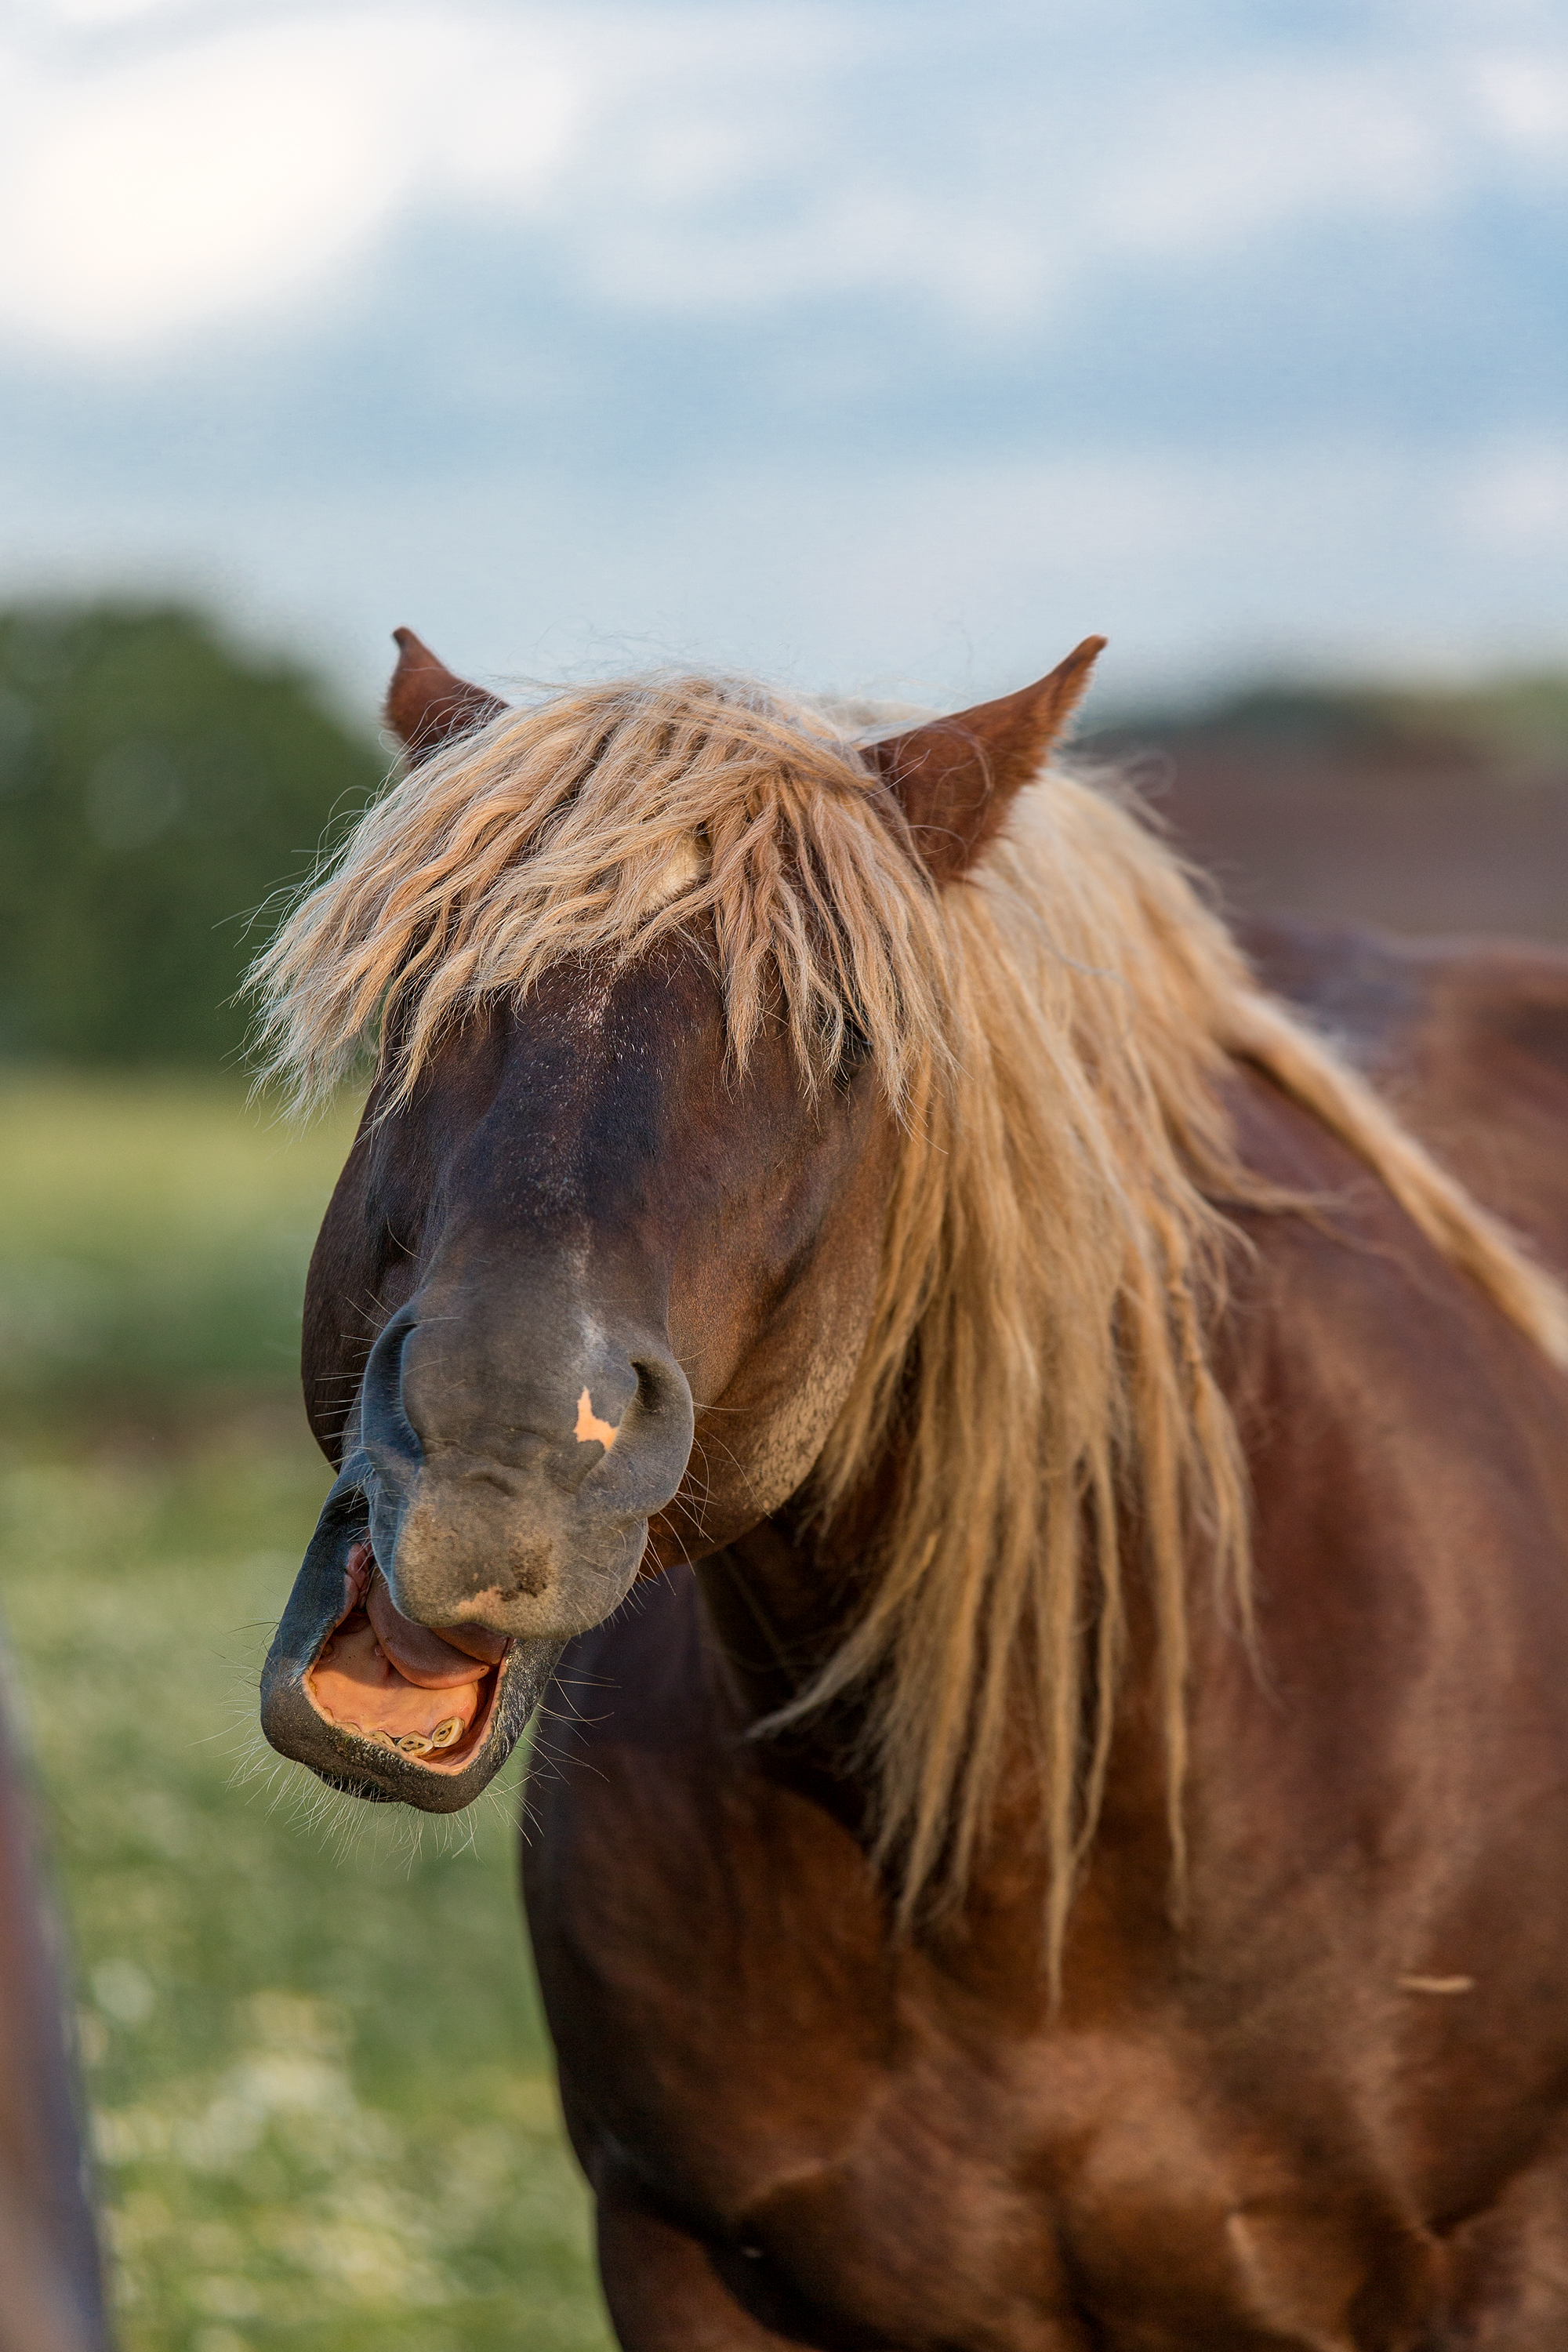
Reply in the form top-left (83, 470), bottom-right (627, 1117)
top-left (259, 630), bottom-right (1102, 1809)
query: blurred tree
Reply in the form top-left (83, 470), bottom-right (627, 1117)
top-left (0, 604), bottom-right (387, 1068)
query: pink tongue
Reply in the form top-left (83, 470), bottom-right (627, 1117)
top-left (365, 1571), bottom-right (510, 1689)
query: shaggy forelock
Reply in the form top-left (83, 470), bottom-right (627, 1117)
top-left (249, 673), bottom-right (949, 1115)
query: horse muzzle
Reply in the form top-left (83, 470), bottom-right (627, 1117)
top-left (260, 1300), bottom-right (696, 1809)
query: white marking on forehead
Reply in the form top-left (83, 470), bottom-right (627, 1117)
top-left (647, 833), bottom-right (708, 909)
top-left (575, 1388), bottom-right (619, 1449)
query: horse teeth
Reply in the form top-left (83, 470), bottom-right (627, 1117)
top-left (397, 1733), bottom-right (434, 1756)
top-left (430, 1717), bottom-right (463, 1748)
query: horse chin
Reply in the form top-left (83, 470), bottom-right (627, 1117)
top-left (260, 1465), bottom-right (563, 1811)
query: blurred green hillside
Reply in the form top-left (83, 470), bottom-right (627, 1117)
top-left (0, 1074), bottom-right (357, 1425)
top-left (0, 605), bottom-right (386, 1067)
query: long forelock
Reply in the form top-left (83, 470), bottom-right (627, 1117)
top-left (249, 673), bottom-right (954, 1116)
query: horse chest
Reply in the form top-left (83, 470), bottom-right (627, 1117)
top-left (527, 1711), bottom-right (1428, 2350)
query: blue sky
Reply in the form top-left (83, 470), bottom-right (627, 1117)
top-left (3, 0), bottom-right (1566, 719)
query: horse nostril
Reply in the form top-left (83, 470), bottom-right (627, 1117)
top-left (632, 1352), bottom-right (682, 1424)
top-left (361, 1305), bottom-right (423, 1483)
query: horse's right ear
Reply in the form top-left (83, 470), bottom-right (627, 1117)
top-left (860, 635), bottom-right (1106, 882)
top-left (385, 627), bottom-right (507, 764)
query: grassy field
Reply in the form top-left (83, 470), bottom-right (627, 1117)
top-left (0, 1077), bottom-right (614, 2352)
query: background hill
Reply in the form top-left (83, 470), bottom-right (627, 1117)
top-left (1094, 674), bottom-right (1568, 943)
top-left (0, 605), bottom-right (385, 1067)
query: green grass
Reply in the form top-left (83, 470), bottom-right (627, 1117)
top-left (0, 1078), bottom-right (613, 2351)
top-left (0, 1074), bottom-right (364, 1417)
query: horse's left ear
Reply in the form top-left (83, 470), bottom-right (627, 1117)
top-left (385, 626), bottom-right (508, 764)
top-left (859, 635), bottom-right (1106, 881)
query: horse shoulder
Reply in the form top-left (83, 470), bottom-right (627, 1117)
top-left (1242, 913), bottom-right (1568, 1272)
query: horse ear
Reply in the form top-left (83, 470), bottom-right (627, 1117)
top-left (384, 627), bottom-right (507, 764)
top-left (860, 635), bottom-right (1106, 881)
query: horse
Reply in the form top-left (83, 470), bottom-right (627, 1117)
top-left (256, 626), bottom-right (1568, 2349)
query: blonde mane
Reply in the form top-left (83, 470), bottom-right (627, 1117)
top-left (251, 673), bottom-right (1568, 1978)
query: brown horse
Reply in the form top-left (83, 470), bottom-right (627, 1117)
top-left (258, 630), bottom-right (1568, 2349)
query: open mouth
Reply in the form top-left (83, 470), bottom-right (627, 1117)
top-left (303, 1537), bottom-right (510, 1773)
top-left (260, 1461), bottom-right (563, 1813)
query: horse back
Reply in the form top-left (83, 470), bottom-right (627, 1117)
top-left (1244, 915), bottom-right (1568, 1273)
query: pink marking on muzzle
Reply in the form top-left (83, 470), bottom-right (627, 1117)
top-left (575, 1388), bottom-right (619, 1449)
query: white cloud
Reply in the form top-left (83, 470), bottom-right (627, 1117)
top-left (1457, 440), bottom-right (1568, 550)
top-left (1472, 52), bottom-right (1568, 157)
top-left (1094, 65), bottom-right (1454, 260)
top-left (2, 31), bottom-right (399, 343)
top-left (0, 13), bottom-right (579, 348)
top-left (4, 3), bottom-right (1568, 354)
top-left (42, 0), bottom-right (220, 21)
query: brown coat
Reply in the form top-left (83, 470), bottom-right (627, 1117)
top-left (529, 937), bottom-right (1568, 2348)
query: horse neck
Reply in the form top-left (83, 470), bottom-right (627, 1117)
top-left (694, 1479), bottom-right (887, 1734)
top-left (691, 1419), bottom-right (919, 1758)
top-left (692, 1464), bottom-right (1179, 1985)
